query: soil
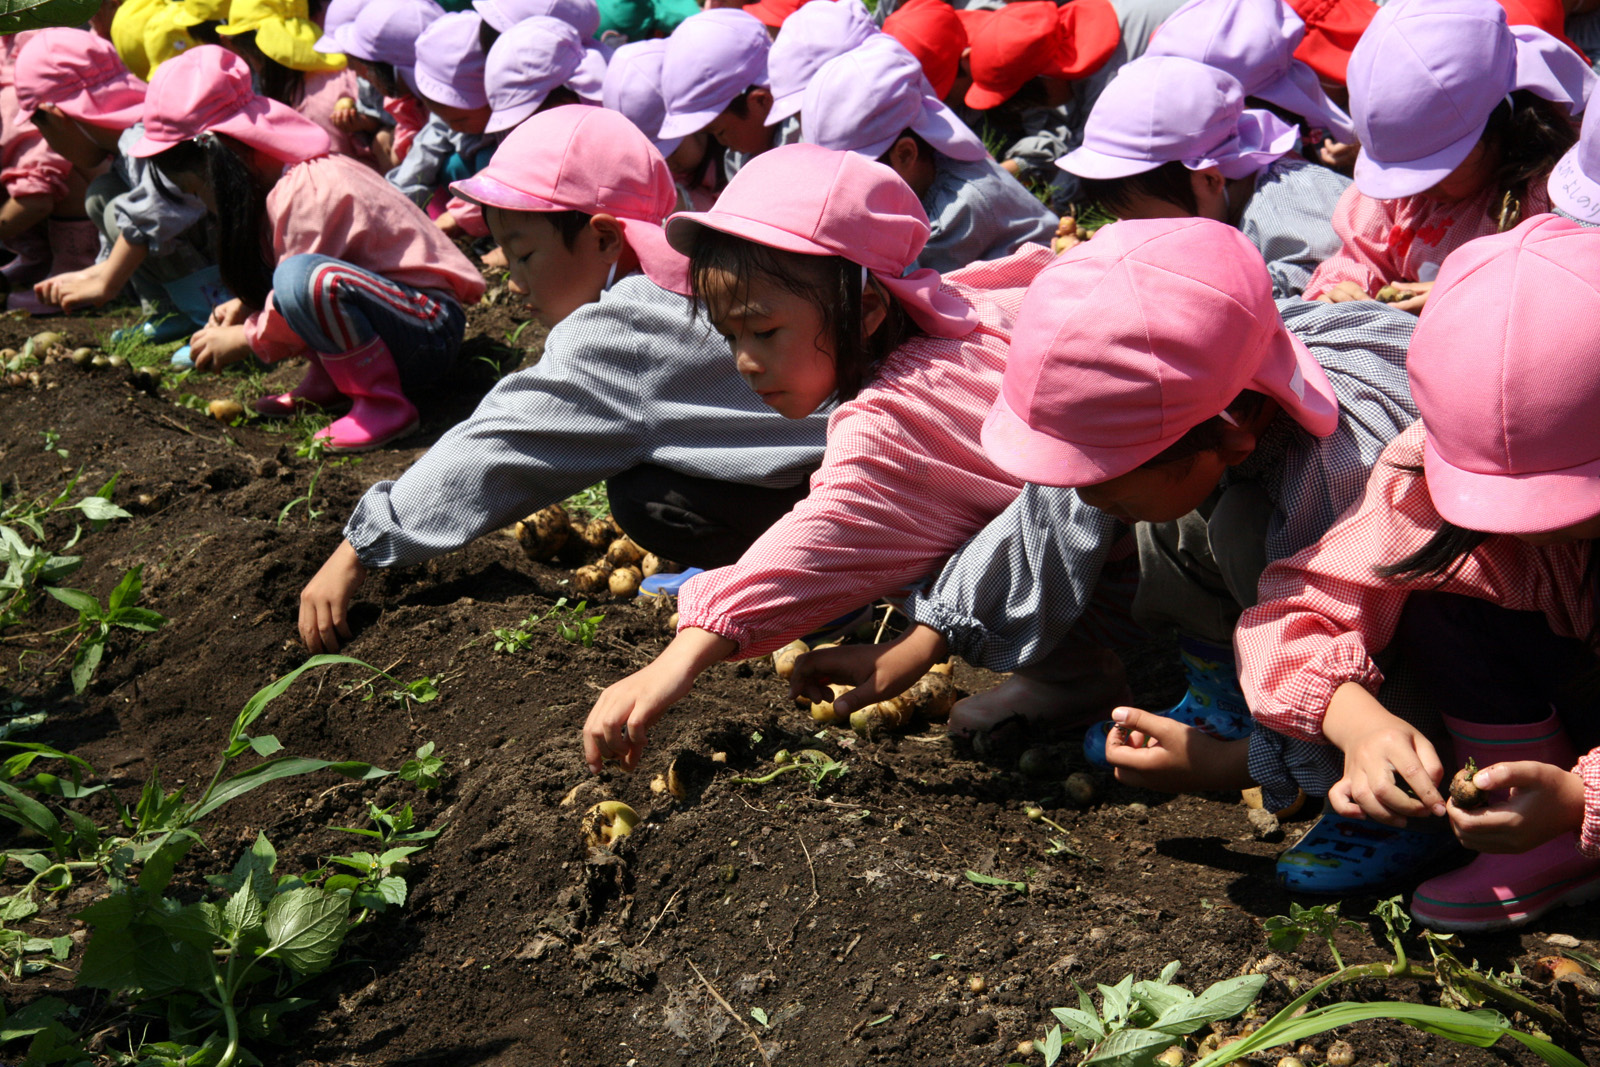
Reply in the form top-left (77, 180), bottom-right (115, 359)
top-left (1, 292), bottom-right (1597, 1067)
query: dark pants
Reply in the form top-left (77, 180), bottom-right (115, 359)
top-left (606, 463), bottom-right (814, 570)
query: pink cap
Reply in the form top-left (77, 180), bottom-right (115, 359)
top-left (664, 143), bottom-right (978, 337)
top-left (658, 9), bottom-right (770, 142)
top-left (450, 104), bottom-right (688, 294)
top-left (14, 28), bottom-right (147, 129)
top-left (1060, 56), bottom-right (1299, 180)
top-left (1550, 101), bottom-right (1600, 223)
top-left (414, 11), bottom-right (490, 110)
top-left (1349, 0), bottom-right (1593, 200)
top-left (473, 0), bottom-right (601, 37)
top-left (982, 217), bottom-right (1339, 487)
top-left (765, 0), bottom-right (878, 124)
top-left (602, 39), bottom-right (681, 155)
top-left (129, 45), bottom-right (331, 163)
top-left (484, 16), bottom-right (601, 133)
top-left (1409, 214), bottom-right (1600, 532)
top-left (802, 35), bottom-right (986, 163)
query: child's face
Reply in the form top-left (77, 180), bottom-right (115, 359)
top-left (1074, 453), bottom-right (1230, 524)
top-left (31, 108), bottom-right (114, 171)
top-left (702, 270), bottom-right (835, 419)
top-left (487, 208), bottom-right (612, 328)
top-left (1421, 140), bottom-right (1496, 204)
top-left (706, 89), bottom-right (776, 155)
top-left (665, 131), bottom-right (709, 183)
top-left (1513, 512), bottom-right (1600, 547)
top-left (427, 98), bottom-right (493, 135)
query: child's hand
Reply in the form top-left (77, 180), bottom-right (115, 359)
top-left (1103, 707), bottom-right (1254, 792)
top-left (583, 629), bottom-right (737, 773)
top-left (435, 212), bottom-right (461, 237)
top-left (1314, 281), bottom-right (1375, 304)
top-left (34, 263), bottom-right (115, 311)
top-left (189, 324), bottom-right (252, 372)
top-left (299, 539), bottom-right (367, 653)
top-left (1330, 721), bottom-right (1447, 826)
top-left (1385, 280), bottom-right (1432, 314)
top-left (1319, 138), bottom-right (1360, 170)
top-left (209, 298), bottom-right (247, 328)
top-left (789, 623), bottom-right (949, 718)
top-left (1448, 760), bottom-right (1586, 853)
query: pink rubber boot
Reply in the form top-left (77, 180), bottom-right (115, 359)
top-left (9, 218), bottom-right (101, 315)
top-left (254, 354), bottom-right (348, 417)
top-left (1410, 712), bottom-right (1600, 932)
top-left (312, 336), bottom-right (419, 452)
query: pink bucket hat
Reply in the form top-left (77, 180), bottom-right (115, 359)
top-left (129, 44), bottom-right (331, 162)
top-left (982, 217), bottom-right (1338, 487)
top-left (801, 35), bottom-right (986, 163)
top-left (450, 104), bottom-right (688, 293)
top-left (1060, 56), bottom-right (1300, 180)
top-left (1145, 0), bottom-right (1356, 143)
top-left (484, 16), bottom-right (600, 133)
top-left (603, 39), bottom-right (680, 156)
top-left (414, 11), bottom-right (490, 110)
top-left (1348, 0), bottom-right (1594, 200)
top-left (14, 28), bottom-right (148, 129)
top-left (664, 143), bottom-right (978, 337)
top-left (1409, 214), bottom-right (1600, 533)
top-left (322, 0), bottom-right (442, 92)
top-left (765, 0), bottom-right (878, 125)
top-left (474, 0), bottom-right (601, 37)
top-left (657, 9), bottom-right (771, 142)
top-left (1549, 101), bottom-right (1600, 223)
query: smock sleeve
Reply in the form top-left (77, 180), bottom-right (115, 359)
top-left (1302, 185), bottom-right (1404, 300)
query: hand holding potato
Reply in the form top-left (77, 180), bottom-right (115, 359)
top-left (1447, 760), bottom-right (1585, 853)
top-left (1103, 707), bottom-right (1253, 792)
top-left (789, 622), bottom-right (948, 719)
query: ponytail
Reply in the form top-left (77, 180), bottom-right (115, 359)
top-left (226, 31), bottom-right (307, 110)
top-left (1482, 89), bottom-right (1578, 231)
top-left (152, 135), bottom-right (275, 311)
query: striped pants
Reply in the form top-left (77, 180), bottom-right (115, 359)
top-left (271, 253), bottom-right (466, 391)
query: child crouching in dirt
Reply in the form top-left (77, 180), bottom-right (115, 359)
top-left (1231, 215), bottom-right (1600, 932)
top-left (297, 104), bottom-right (829, 655)
top-left (134, 45), bottom-right (485, 453)
top-left (582, 144), bottom-right (1056, 774)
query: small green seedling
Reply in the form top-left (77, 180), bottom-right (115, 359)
top-left (730, 748), bottom-right (848, 788)
top-left (38, 430), bottom-right (64, 458)
top-left (964, 869), bottom-right (1033, 896)
top-left (46, 565), bottom-right (168, 693)
top-left (399, 742), bottom-right (446, 791)
top-left (1264, 901), bottom-right (1364, 970)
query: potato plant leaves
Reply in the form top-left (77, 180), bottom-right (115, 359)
top-left (0, 0), bottom-right (99, 36)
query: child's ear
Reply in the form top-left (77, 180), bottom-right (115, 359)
top-left (860, 278), bottom-right (889, 340)
top-left (589, 213), bottom-right (626, 263)
top-left (748, 86), bottom-right (774, 123)
top-left (1215, 423), bottom-right (1259, 466)
top-left (886, 136), bottom-right (920, 179)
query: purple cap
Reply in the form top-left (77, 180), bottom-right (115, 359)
top-left (313, 0), bottom-right (367, 53)
top-left (472, 0), bottom-right (601, 39)
top-left (1144, 0), bottom-right (1355, 143)
top-left (414, 11), bottom-right (490, 110)
top-left (603, 39), bottom-right (682, 155)
top-left (1550, 102), bottom-right (1600, 223)
top-left (333, 0), bottom-right (443, 91)
top-left (802, 35), bottom-right (986, 163)
top-left (1349, 0), bottom-right (1594, 200)
top-left (485, 16), bottom-right (592, 132)
top-left (1060, 55), bottom-right (1299, 180)
top-left (766, 0), bottom-right (878, 125)
top-left (658, 9), bottom-right (770, 142)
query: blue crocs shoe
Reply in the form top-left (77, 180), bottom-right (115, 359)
top-left (638, 567), bottom-right (704, 597)
top-left (1084, 635), bottom-right (1253, 768)
top-left (169, 344), bottom-right (193, 369)
top-left (1277, 811), bottom-right (1462, 895)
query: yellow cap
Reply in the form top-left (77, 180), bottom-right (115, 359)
top-left (217, 0), bottom-right (346, 72)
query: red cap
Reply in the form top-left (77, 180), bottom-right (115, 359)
top-left (964, 0), bottom-right (1120, 110)
top-left (1287, 0), bottom-right (1375, 85)
top-left (885, 0), bottom-right (968, 100)
top-left (743, 0), bottom-right (807, 28)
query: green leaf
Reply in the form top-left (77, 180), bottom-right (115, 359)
top-left (110, 607), bottom-right (167, 632)
top-left (224, 883), bottom-right (264, 939)
top-left (1082, 1027), bottom-right (1181, 1066)
top-left (0, 779), bottom-right (63, 845)
top-left (1099, 974), bottom-right (1134, 1025)
top-left (1042, 1024), bottom-right (1064, 1067)
top-left (230, 655), bottom-right (379, 752)
top-left (374, 875), bottom-right (407, 908)
top-left (138, 832), bottom-right (197, 895)
top-left (75, 924), bottom-right (140, 991)
top-left (749, 1007), bottom-right (769, 1027)
top-left (261, 888), bottom-right (349, 975)
top-left (70, 639), bottom-right (104, 695)
top-left (963, 869), bottom-right (1027, 894)
top-left (207, 832), bottom-right (278, 902)
top-left (247, 735), bottom-right (284, 757)
top-left (1050, 1007), bottom-right (1105, 1045)
top-left (43, 585), bottom-right (100, 617)
top-left (72, 494), bottom-right (129, 523)
top-left (186, 758), bottom-right (391, 824)
top-left (0, 994), bottom-right (69, 1043)
top-left (1151, 974), bottom-right (1266, 1035)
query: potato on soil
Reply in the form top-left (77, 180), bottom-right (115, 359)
top-left (1531, 955), bottom-right (1585, 982)
top-left (1449, 757), bottom-right (1486, 809)
top-left (1062, 771), bottom-right (1099, 807)
top-left (29, 330), bottom-right (61, 351)
top-left (577, 514), bottom-right (619, 551)
top-left (605, 536), bottom-right (645, 566)
top-left (1324, 1039), bottom-right (1354, 1067)
top-left (771, 638), bottom-right (808, 679)
top-left (581, 800), bottom-right (639, 848)
top-left (641, 552), bottom-right (664, 577)
top-left (849, 669), bottom-right (956, 738)
top-left (208, 399), bottom-right (244, 423)
top-left (608, 565), bottom-right (642, 596)
top-left (664, 750), bottom-right (713, 802)
top-left (810, 683), bottom-right (852, 724)
top-left (515, 504), bottom-right (570, 561)
top-left (69, 347), bottom-right (94, 366)
top-left (574, 558), bottom-right (614, 593)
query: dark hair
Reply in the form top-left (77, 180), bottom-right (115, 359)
top-left (725, 87), bottom-right (757, 119)
top-left (1081, 160), bottom-right (1200, 218)
top-left (1481, 89), bottom-right (1577, 230)
top-left (187, 20), bottom-right (223, 46)
top-left (479, 19), bottom-right (501, 52)
top-left (540, 86), bottom-right (583, 112)
top-left (364, 60), bottom-right (402, 97)
top-left (151, 135), bottom-right (274, 310)
top-left (1139, 390), bottom-right (1271, 469)
top-left (1376, 511), bottom-right (1492, 582)
top-left (226, 31), bottom-right (307, 109)
top-left (546, 209), bottom-right (593, 250)
top-left (687, 230), bottom-right (921, 402)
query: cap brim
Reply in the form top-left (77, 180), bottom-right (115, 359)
top-left (766, 88), bottom-right (802, 125)
top-left (1353, 131), bottom-right (1477, 200)
top-left (1423, 433), bottom-right (1600, 534)
top-left (1251, 328), bottom-right (1340, 438)
top-left (657, 105), bottom-right (721, 141)
top-left (655, 133), bottom-right (685, 159)
top-left (450, 171), bottom-right (567, 212)
top-left (910, 98), bottom-right (987, 162)
top-left (313, 26), bottom-right (349, 53)
top-left (1547, 148), bottom-right (1600, 224)
top-left (980, 389), bottom-right (1171, 487)
top-left (413, 70), bottom-right (487, 111)
top-left (1057, 144), bottom-right (1161, 180)
top-left (666, 208), bottom-right (834, 259)
top-left (1255, 62), bottom-right (1358, 144)
top-left (485, 96), bottom-right (544, 133)
top-left (621, 217), bottom-right (691, 295)
top-left (963, 80), bottom-right (1014, 110)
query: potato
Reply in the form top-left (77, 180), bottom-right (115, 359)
top-left (574, 559), bottom-right (614, 593)
top-left (515, 504), bottom-right (570, 561)
top-left (581, 800), bottom-right (639, 848)
top-left (1376, 284), bottom-right (1406, 303)
top-left (578, 514), bottom-right (619, 551)
top-left (850, 669), bottom-right (956, 738)
top-left (1063, 771), bottom-right (1099, 807)
top-left (333, 96), bottom-right (356, 111)
top-left (771, 638), bottom-right (808, 679)
top-left (606, 536), bottom-right (645, 566)
top-left (608, 565), bottom-right (642, 596)
top-left (29, 330), bottom-right (61, 350)
top-left (1325, 1040), bottom-right (1354, 1067)
top-left (1449, 757), bottom-right (1486, 809)
top-left (641, 552), bottom-right (664, 577)
top-left (810, 683), bottom-right (851, 724)
top-left (69, 347), bottom-right (94, 366)
top-left (208, 399), bottom-right (244, 422)
top-left (1530, 955), bottom-right (1585, 983)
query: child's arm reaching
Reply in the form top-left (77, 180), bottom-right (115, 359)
top-left (1322, 681), bottom-right (1447, 825)
top-left (583, 629), bottom-right (738, 772)
top-left (299, 539), bottom-right (367, 653)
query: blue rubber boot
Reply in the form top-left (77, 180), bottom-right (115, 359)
top-left (1277, 811), bottom-right (1460, 895)
top-left (112, 317), bottom-right (194, 346)
top-left (1084, 635), bottom-right (1254, 767)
